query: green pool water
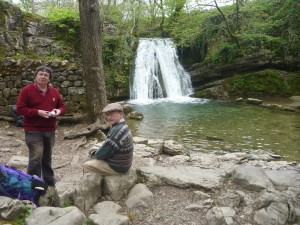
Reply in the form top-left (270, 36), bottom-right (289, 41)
top-left (127, 98), bottom-right (300, 162)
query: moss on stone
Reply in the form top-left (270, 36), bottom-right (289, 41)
top-left (227, 69), bottom-right (299, 97)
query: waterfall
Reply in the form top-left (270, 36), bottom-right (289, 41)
top-left (130, 38), bottom-right (193, 100)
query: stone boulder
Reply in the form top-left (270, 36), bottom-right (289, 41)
top-left (206, 207), bottom-right (239, 225)
top-left (253, 189), bottom-right (290, 225)
top-left (54, 173), bottom-right (103, 211)
top-left (102, 168), bottom-right (137, 200)
top-left (163, 140), bottom-right (190, 156)
top-left (127, 111), bottom-right (144, 120)
top-left (25, 206), bottom-right (86, 225)
top-left (0, 197), bottom-right (29, 221)
top-left (125, 183), bottom-right (154, 209)
top-left (231, 165), bottom-right (274, 191)
top-left (138, 165), bottom-right (226, 190)
top-left (89, 201), bottom-right (129, 225)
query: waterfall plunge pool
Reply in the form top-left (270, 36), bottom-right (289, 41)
top-left (127, 97), bottom-right (300, 162)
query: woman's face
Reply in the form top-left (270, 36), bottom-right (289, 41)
top-left (104, 111), bottom-right (123, 125)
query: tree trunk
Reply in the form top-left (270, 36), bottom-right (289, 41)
top-left (236, 0), bottom-right (240, 33)
top-left (31, 0), bottom-right (35, 13)
top-left (78, 0), bottom-right (107, 123)
top-left (214, 0), bottom-right (240, 48)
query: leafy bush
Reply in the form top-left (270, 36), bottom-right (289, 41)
top-left (102, 34), bottom-right (135, 97)
top-left (166, 0), bottom-right (299, 65)
top-left (45, 7), bottom-right (81, 50)
top-left (238, 33), bottom-right (284, 56)
top-left (209, 43), bottom-right (238, 63)
top-left (14, 204), bottom-right (32, 225)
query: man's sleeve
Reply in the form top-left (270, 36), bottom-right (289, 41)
top-left (95, 139), bottom-right (119, 160)
top-left (16, 87), bottom-right (39, 117)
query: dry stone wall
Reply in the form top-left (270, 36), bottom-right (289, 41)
top-left (0, 57), bottom-right (86, 116)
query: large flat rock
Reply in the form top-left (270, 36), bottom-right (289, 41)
top-left (138, 166), bottom-right (226, 191)
top-left (265, 169), bottom-right (300, 191)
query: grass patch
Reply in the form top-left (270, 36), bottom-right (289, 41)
top-left (14, 205), bottom-right (32, 225)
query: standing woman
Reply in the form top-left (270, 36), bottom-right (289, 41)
top-left (17, 66), bottom-right (66, 186)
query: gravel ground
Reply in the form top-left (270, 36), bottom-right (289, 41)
top-left (0, 120), bottom-right (214, 224)
top-left (120, 186), bottom-right (209, 225)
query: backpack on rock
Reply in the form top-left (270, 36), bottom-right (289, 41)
top-left (0, 164), bottom-right (48, 206)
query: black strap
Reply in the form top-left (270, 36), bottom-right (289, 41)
top-left (0, 185), bottom-right (12, 198)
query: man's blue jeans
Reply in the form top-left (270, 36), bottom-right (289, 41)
top-left (25, 131), bottom-right (55, 186)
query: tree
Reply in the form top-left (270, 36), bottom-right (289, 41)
top-left (40, 0), bottom-right (78, 10)
top-left (154, 0), bottom-right (165, 35)
top-left (78, 0), bottom-right (107, 123)
top-left (19, 0), bottom-right (35, 13)
top-left (213, 0), bottom-right (239, 47)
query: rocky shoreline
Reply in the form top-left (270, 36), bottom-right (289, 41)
top-left (235, 96), bottom-right (300, 113)
top-left (0, 123), bottom-right (299, 225)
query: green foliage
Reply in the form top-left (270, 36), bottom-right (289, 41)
top-left (86, 219), bottom-right (94, 225)
top-left (287, 73), bottom-right (300, 95)
top-left (234, 0), bottom-right (299, 58)
top-left (238, 33), bottom-right (283, 56)
top-left (45, 7), bottom-right (81, 51)
top-left (163, 0), bottom-right (300, 65)
top-left (19, 0), bottom-right (33, 13)
top-left (14, 204), bottom-right (32, 225)
top-left (209, 43), bottom-right (238, 64)
top-left (1, 0), bottom-right (298, 99)
top-left (63, 202), bottom-right (72, 208)
top-left (165, 11), bottom-right (206, 46)
top-left (228, 70), bottom-right (296, 97)
top-left (46, 6), bottom-right (79, 22)
top-left (127, 212), bottom-right (137, 221)
top-left (102, 34), bottom-right (136, 98)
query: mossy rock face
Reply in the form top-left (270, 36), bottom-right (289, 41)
top-left (67, 95), bottom-right (88, 113)
top-left (192, 90), bottom-right (218, 99)
top-left (227, 69), bottom-right (300, 98)
top-left (191, 69), bottom-right (300, 100)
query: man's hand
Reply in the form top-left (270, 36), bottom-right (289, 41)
top-left (38, 110), bottom-right (50, 118)
top-left (52, 109), bottom-right (61, 117)
top-left (88, 149), bottom-right (97, 158)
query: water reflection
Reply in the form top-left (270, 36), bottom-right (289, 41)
top-left (127, 97), bottom-right (300, 162)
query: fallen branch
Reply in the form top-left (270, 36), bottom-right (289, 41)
top-left (71, 136), bottom-right (87, 152)
top-left (58, 114), bottom-right (88, 123)
top-left (0, 114), bottom-right (87, 124)
top-left (0, 116), bottom-right (15, 122)
top-left (63, 120), bottom-right (110, 139)
top-left (53, 161), bottom-right (70, 169)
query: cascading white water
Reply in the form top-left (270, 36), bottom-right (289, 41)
top-left (130, 38), bottom-right (193, 100)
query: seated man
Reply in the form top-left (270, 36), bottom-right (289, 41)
top-left (83, 103), bottom-right (134, 175)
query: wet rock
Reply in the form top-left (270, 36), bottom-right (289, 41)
top-left (128, 111), bottom-right (144, 120)
top-left (163, 140), bottom-right (190, 156)
top-left (246, 98), bottom-right (263, 105)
